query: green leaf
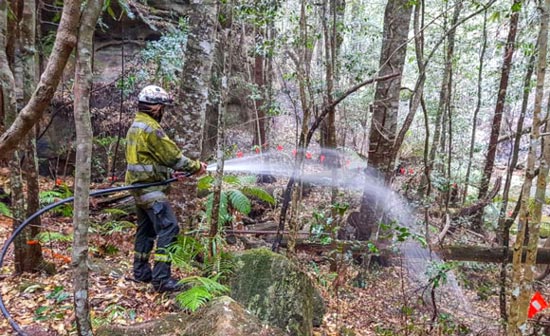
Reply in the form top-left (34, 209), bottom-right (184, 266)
top-left (222, 175), bottom-right (240, 185)
top-left (198, 175), bottom-right (215, 191)
top-left (241, 186), bottom-right (275, 205)
top-left (107, 5), bottom-right (116, 19)
top-left (0, 202), bottom-right (11, 217)
top-left (511, 2), bottom-right (522, 12)
top-left (227, 190), bottom-right (251, 215)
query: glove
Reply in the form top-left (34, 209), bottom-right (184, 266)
top-left (194, 161), bottom-right (207, 176)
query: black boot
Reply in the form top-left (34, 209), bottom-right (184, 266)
top-left (152, 278), bottom-right (186, 293)
top-left (133, 256), bottom-right (152, 283)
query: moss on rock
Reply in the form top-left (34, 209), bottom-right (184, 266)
top-left (230, 248), bottom-right (325, 336)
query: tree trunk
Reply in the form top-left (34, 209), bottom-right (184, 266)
top-left (72, 1), bottom-right (104, 334)
top-left (475, 0), bottom-right (520, 227)
top-left (366, 0), bottom-right (412, 177)
top-left (210, 9), bottom-right (233, 258)
top-left (442, 2), bottom-right (461, 210)
top-left (428, 1), bottom-right (461, 178)
top-left (497, 37), bottom-right (536, 323)
top-left (359, 0), bottom-right (412, 240)
top-left (3, 0), bottom-right (44, 273)
top-left (175, 1), bottom-right (218, 159)
top-left (253, 37), bottom-right (266, 149)
top-left (463, 9), bottom-right (488, 204)
top-left (14, 0), bottom-right (44, 273)
top-left (0, 0), bottom-right (80, 158)
top-left (509, 0), bottom-right (549, 333)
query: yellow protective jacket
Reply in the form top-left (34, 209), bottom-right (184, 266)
top-left (125, 112), bottom-right (200, 207)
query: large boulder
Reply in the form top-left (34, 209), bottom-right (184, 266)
top-left (230, 248), bottom-right (325, 336)
top-left (96, 296), bottom-right (287, 336)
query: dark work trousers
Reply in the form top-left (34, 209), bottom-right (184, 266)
top-left (133, 201), bottom-right (180, 283)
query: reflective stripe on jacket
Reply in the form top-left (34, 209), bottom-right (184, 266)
top-left (125, 112), bottom-right (200, 207)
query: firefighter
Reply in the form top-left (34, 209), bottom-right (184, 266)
top-left (125, 85), bottom-right (206, 292)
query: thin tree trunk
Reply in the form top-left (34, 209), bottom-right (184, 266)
top-left (72, 0), bottom-right (103, 334)
top-left (210, 7), bottom-right (233, 258)
top-left (476, 0), bottom-right (520, 226)
top-left (509, 0), bottom-right (550, 332)
top-left (17, 0), bottom-right (44, 272)
top-left (498, 39), bottom-right (537, 323)
top-left (463, 9), bottom-right (488, 204)
top-left (429, 1), bottom-right (461, 175)
top-left (0, 0), bottom-right (80, 158)
top-left (442, 1), bottom-right (461, 210)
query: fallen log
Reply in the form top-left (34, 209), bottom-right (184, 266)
top-left (295, 241), bottom-right (550, 265)
top-left (436, 245), bottom-right (550, 264)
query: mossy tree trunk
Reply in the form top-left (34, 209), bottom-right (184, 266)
top-left (11, 0), bottom-right (45, 273)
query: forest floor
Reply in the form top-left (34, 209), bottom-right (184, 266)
top-left (1, 117), bottom-right (550, 335)
top-left (0, 171), bottom-right (541, 336)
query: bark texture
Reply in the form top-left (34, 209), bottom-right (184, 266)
top-left (359, 0), bottom-right (412, 240)
top-left (72, 0), bottom-right (104, 334)
top-left (366, 0), bottom-right (412, 176)
top-left (173, 1), bottom-right (218, 159)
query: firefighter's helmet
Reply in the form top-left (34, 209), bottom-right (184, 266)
top-left (138, 85), bottom-right (173, 105)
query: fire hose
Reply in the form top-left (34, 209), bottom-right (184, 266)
top-left (0, 177), bottom-right (181, 335)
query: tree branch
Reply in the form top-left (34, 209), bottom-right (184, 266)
top-left (305, 72), bottom-right (400, 145)
top-left (0, 0), bottom-right (81, 158)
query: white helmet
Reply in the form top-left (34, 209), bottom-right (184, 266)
top-left (138, 85), bottom-right (173, 105)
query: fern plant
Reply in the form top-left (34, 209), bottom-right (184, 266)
top-left (175, 275), bottom-right (230, 312)
top-left (39, 184), bottom-right (73, 217)
top-left (35, 231), bottom-right (73, 244)
top-left (93, 208), bottom-right (135, 235)
top-left (167, 235), bottom-right (235, 311)
top-left (199, 174), bottom-right (275, 226)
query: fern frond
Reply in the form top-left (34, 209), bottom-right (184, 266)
top-left (35, 231), bottom-right (73, 244)
top-left (102, 208), bottom-right (129, 217)
top-left (222, 175), bottom-right (239, 185)
top-left (202, 251), bottom-right (236, 278)
top-left (237, 175), bottom-right (257, 186)
top-left (39, 190), bottom-right (63, 205)
top-left (241, 186), bottom-right (275, 205)
top-left (181, 275), bottom-right (230, 295)
top-left (176, 275), bottom-right (230, 312)
top-left (175, 286), bottom-right (212, 312)
top-left (227, 190), bottom-right (251, 215)
top-left (167, 236), bottom-right (204, 271)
